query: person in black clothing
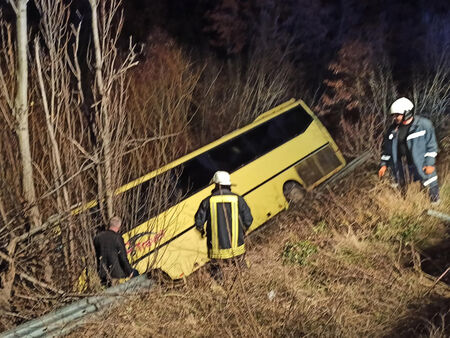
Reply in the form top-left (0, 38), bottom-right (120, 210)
top-left (195, 171), bottom-right (253, 281)
top-left (94, 216), bottom-right (138, 286)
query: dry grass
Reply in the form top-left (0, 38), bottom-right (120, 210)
top-left (69, 152), bottom-right (449, 337)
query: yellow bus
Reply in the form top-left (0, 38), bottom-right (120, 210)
top-left (75, 98), bottom-right (345, 282)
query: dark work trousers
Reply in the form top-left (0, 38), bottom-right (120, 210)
top-left (397, 157), bottom-right (440, 202)
top-left (209, 254), bottom-right (247, 283)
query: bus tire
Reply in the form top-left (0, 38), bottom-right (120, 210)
top-left (148, 268), bottom-right (182, 287)
top-left (283, 181), bottom-right (305, 204)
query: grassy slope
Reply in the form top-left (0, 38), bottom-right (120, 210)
top-left (70, 141), bottom-right (449, 337)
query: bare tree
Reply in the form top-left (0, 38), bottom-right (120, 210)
top-left (0, 0), bottom-right (140, 314)
top-left (33, 0), bottom-right (79, 273)
top-left (316, 40), bottom-right (397, 158)
top-left (412, 14), bottom-right (450, 135)
top-left (6, 0), bottom-right (41, 228)
top-left (88, 0), bottom-right (138, 220)
top-left (192, 49), bottom-right (294, 146)
top-left (0, 0), bottom-right (44, 314)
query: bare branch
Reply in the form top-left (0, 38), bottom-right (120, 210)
top-left (0, 251), bottom-right (65, 295)
top-left (6, 0), bottom-right (18, 15)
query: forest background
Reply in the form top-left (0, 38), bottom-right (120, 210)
top-left (0, 0), bottom-right (449, 334)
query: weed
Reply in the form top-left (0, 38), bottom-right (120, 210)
top-left (340, 247), bottom-right (369, 266)
top-left (282, 240), bottom-right (318, 265)
top-left (313, 220), bottom-right (328, 233)
top-left (374, 214), bottom-right (423, 244)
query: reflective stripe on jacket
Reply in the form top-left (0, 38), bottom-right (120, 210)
top-left (380, 116), bottom-right (438, 186)
top-left (195, 188), bottom-right (253, 259)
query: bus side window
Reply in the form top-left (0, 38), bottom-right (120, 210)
top-left (177, 153), bottom-right (217, 196)
top-left (166, 167), bottom-right (185, 205)
top-left (120, 180), bottom-right (154, 230)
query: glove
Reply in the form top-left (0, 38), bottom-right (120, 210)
top-left (378, 165), bottom-right (387, 178)
top-left (423, 166), bottom-right (435, 175)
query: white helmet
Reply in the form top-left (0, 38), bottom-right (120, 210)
top-left (211, 171), bottom-right (231, 185)
top-left (390, 97), bottom-right (414, 117)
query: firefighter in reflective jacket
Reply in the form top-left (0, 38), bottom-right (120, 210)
top-left (379, 97), bottom-right (440, 204)
top-left (195, 171), bottom-right (253, 276)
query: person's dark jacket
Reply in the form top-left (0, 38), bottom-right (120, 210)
top-left (94, 230), bottom-right (133, 280)
top-left (195, 187), bottom-right (253, 259)
top-left (380, 116), bottom-right (438, 187)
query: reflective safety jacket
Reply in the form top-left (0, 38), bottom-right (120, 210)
top-left (380, 116), bottom-right (438, 187)
top-left (195, 187), bottom-right (253, 259)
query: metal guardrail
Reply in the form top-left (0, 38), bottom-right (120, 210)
top-left (1, 275), bottom-right (153, 338)
top-left (319, 151), bottom-right (372, 189)
top-left (427, 210), bottom-right (450, 223)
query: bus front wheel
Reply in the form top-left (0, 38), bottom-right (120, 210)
top-left (283, 181), bottom-right (305, 204)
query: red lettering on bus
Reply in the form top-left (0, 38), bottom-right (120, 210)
top-left (126, 230), bottom-right (166, 254)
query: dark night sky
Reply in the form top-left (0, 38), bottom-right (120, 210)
top-left (115, 0), bottom-right (450, 91)
top-left (0, 0), bottom-right (448, 93)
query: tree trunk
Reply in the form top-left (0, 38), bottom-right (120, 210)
top-left (14, 0), bottom-right (41, 228)
top-left (89, 0), bottom-right (114, 220)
